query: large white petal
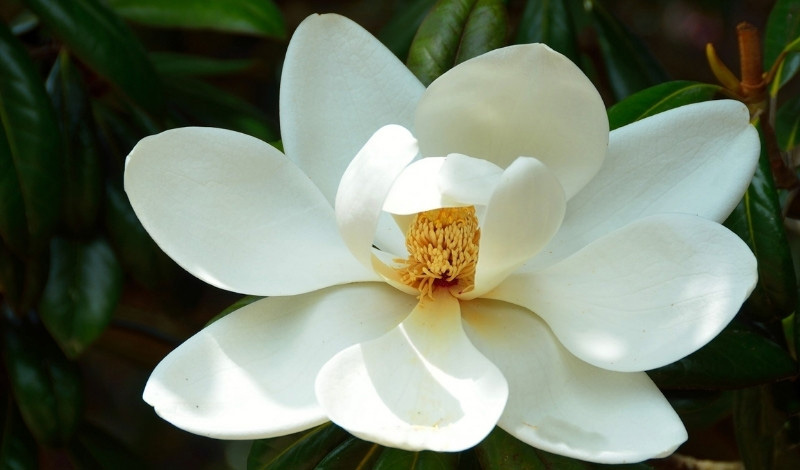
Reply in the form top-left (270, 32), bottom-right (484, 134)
top-left (461, 299), bottom-right (687, 464)
top-left (143, 283), bottom-right (415, 439)
top-left (486, 213), bottom-right (757, 372)
top-left (280, 13), bottom-right (425, 206)
top-left (336, 125), bottom-right (418, 265)
top-left (526, 100), bottom-right (759, 271)
top-left (124, 127), bottom-right (377, 296)
top-left (414, 44), bottom-right (607, 199)
top-left (464, 158), bottom-right (566, 299)
top-left (315, 292), bottom-right (508, 452)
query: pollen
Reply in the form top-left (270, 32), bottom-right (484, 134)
top-left (397, 206), bottom-right (480, 299)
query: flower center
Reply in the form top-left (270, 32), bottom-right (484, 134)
top-left (397, 206), bottom-right (480, 299)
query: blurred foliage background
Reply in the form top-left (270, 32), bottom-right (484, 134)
top-left (1, 0), bottom-right (799, 469)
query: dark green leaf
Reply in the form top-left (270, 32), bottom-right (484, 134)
top-left (377, 0), bottom-right (438, 60)
top-left (22, 0), bottom-right (165, 114)
top-left (248, 423), bottom-right (348, 470)
top-left (314, 437), bottom-right (381, 470)
top-left (0, 398), bottom-right (39, 470)
top-left (407, 0), bottom-right (508, 86)
top-left (38, 237), bottom-right (122, 359)
top-left (103, 181), bottom-right (181, 289)
top-left (724, 123), bottom-right (797, 321)
top-left (765, 0), bottom-right (800, 89)
top-left (0, 242), bottom-right (23, 311)
top-left (105, 0), bottom-right (286, 38)
top-left (515, 0), bottom-right (579, 63)
top-left (607, 81), bottom-right (722, 130)
top-left (648, 321), bottom-right (797, 389)
top-left (207, 295), bottom-right (262, 326)
top-left (45, 51), bottom-right (102, 235)
top-left (776, 94), bottom-right (800, 151)
top-left (373, 447), bottom-right (458, 470)
top-left (68, 424), bottom-right (145, 470)
top-left (150, 52), bottom-right (256, 77)
top-left (164, 77), bottom-right (279, 143)
top-left (0, 21), bottom-right (63, 257)
top-left (666, 390), bottom-right (733, 430)
top-left (1, 316), bottom-right (82, 446)
top-left (734, 386), bottom-right (781, 470)
top-left (586, 0), bottom-right (668, 100)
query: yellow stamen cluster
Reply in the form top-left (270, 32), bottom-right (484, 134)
top-left (397, 206), bottom-right (480, 299)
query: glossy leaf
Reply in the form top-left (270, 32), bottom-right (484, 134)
top-left (515, 0), bottom-right (579, 63)
top-left (38, 237), bottom-right (123, 359)
top-left (607, 80), bottom-right (722, 130)
top-left (377, 0), bottom-right (437, 60)
top-left (0, 399), bottom-right (39, 470)
top-left (724, 123), bottom-right (797, 322)
top-left (0, 21), bottom-right (62, 258)
top-left (407, 0), bottom-right (508, 86)
top-left (248, 423), bottom-right (348, 470)
top-left (45, 51), bottom-right (102, 235)
top-left (105, 0), bottom-right (286, 38)
top-left (765, 0), bottom-right (800, 90)
top-left (150, 52), bottom-right (255, 77)
top-left (373, 448), bottom-right (459, 470)
top-left (1, 317), bottom-right (82, 446)
top-left (734, 386), bottom-right (781, 470)
top-left (667, 391), bottom-right (733, 431)
top-left (103, 181), bottom-right (180, 290)
top-left (648, 321), bottom-right (797, 389)
top-left (22, 0), bottom-right (165, 114)
top-left (586, 0), bottom-right (668, 100)
top-left (776, 94), bottom-right (800, 151)
top-left (314, 437), bottom-right (381, 470)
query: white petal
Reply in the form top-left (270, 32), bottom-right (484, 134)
top-left (280, 13), bottom-right (425, 207)
top-left (526, 100), bottom-right (760, 271)
top-left (464, 158), bottom-right (566, 299)
top-left (336, 125), bottom-right (418, 266)
top-left (143, 283), bottom-right (415, 439)
top-left (383, 157), bottom-right (447, 215)
top-left (487, 214), bottom-right (757, 371)
top-left (462, 299), bottom-right (687, 464)
top-left (124, 127), bottom-right (377, 296)
top-left (414, 44), bottom-right (608, 199)
top-left (315, 292), bottom-right (508, 452)
top-left (438, 154), bottom-right (504, 206)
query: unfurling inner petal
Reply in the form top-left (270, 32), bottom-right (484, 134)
top-left (397, 206), bottom-right (480, 299)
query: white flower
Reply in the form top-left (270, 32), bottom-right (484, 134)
top-left (126, 14), bottom-right (760, 464)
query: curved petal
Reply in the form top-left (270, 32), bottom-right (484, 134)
top-left (464, 158), bottom-right (566, 299)
top-left (124, 127), bottom-right (377, 296)
top-left (486, 213), bottom-right (757, 372)
top-left (315, 291), bottom-right (508, 452)
top-left (336, 125), bottom-right (418, 265)
top-left (143, 283), bottom-right (415, 439)
top-left (461, 299), bottom-right (686, 464)
top-left (525, 100), bottom-right (759, 272)
top-left (414, 44), bottom-right (608, 199)
top-left (280, 13), bottom-right (425, 207)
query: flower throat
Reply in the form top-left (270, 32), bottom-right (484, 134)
top-left (397, 206), bottom-right (480, 299)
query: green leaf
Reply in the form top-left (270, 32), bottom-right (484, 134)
top-left (68, 424), bottom-right (145, 470)
top-left (38, 237), bottom-right (122, 359)
top-left (515, 0), bottom-right (579, 63)
top-left (105, 0), bottom-right (286, 39)
top-left (150, 52), bottom-right (256, 78)
top-left (207, 295), bottom-right (262, 326)
top-left (1, 316), bottom-right (82, 446)
top-left (607, 81), bottom-right (722, 130)
top-left (407, 0), bottom-right (508, 86)
top-left (765, 0), bottom-right (800, 89)
top-left (648, 321), bottom-right (797, 389)
top-left (373, 447), bottom-right (458, 470)
top-left (776, 94), bottom-right (800, 151)
top-left (22, 0), bottom-right (165, 115)
top-left (0, 398), bottom-right (39, 470)
top-left (248, 423), bottom-right (348, 470)
top-left (103, 181), bottom-right (181, 290)
top-left (45, 51), bottom-right (102, 235)
top-left (377, 0), bottom-right (437, 60)
top-left (314, 437), bottom-right (382, 470)
top-left (724, 123), bottom-right (797, 322)
top-left (586, 0), bottom-right (668, 101)
top-left (666, 390), bottom-right (734, 430)
top-left (734, 385), bottom-right (781, 470)
top-left (0, 21), bottom-right (63, 257)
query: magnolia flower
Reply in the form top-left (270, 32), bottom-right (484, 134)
top-left (127, 14), bottom-right (760, 464)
